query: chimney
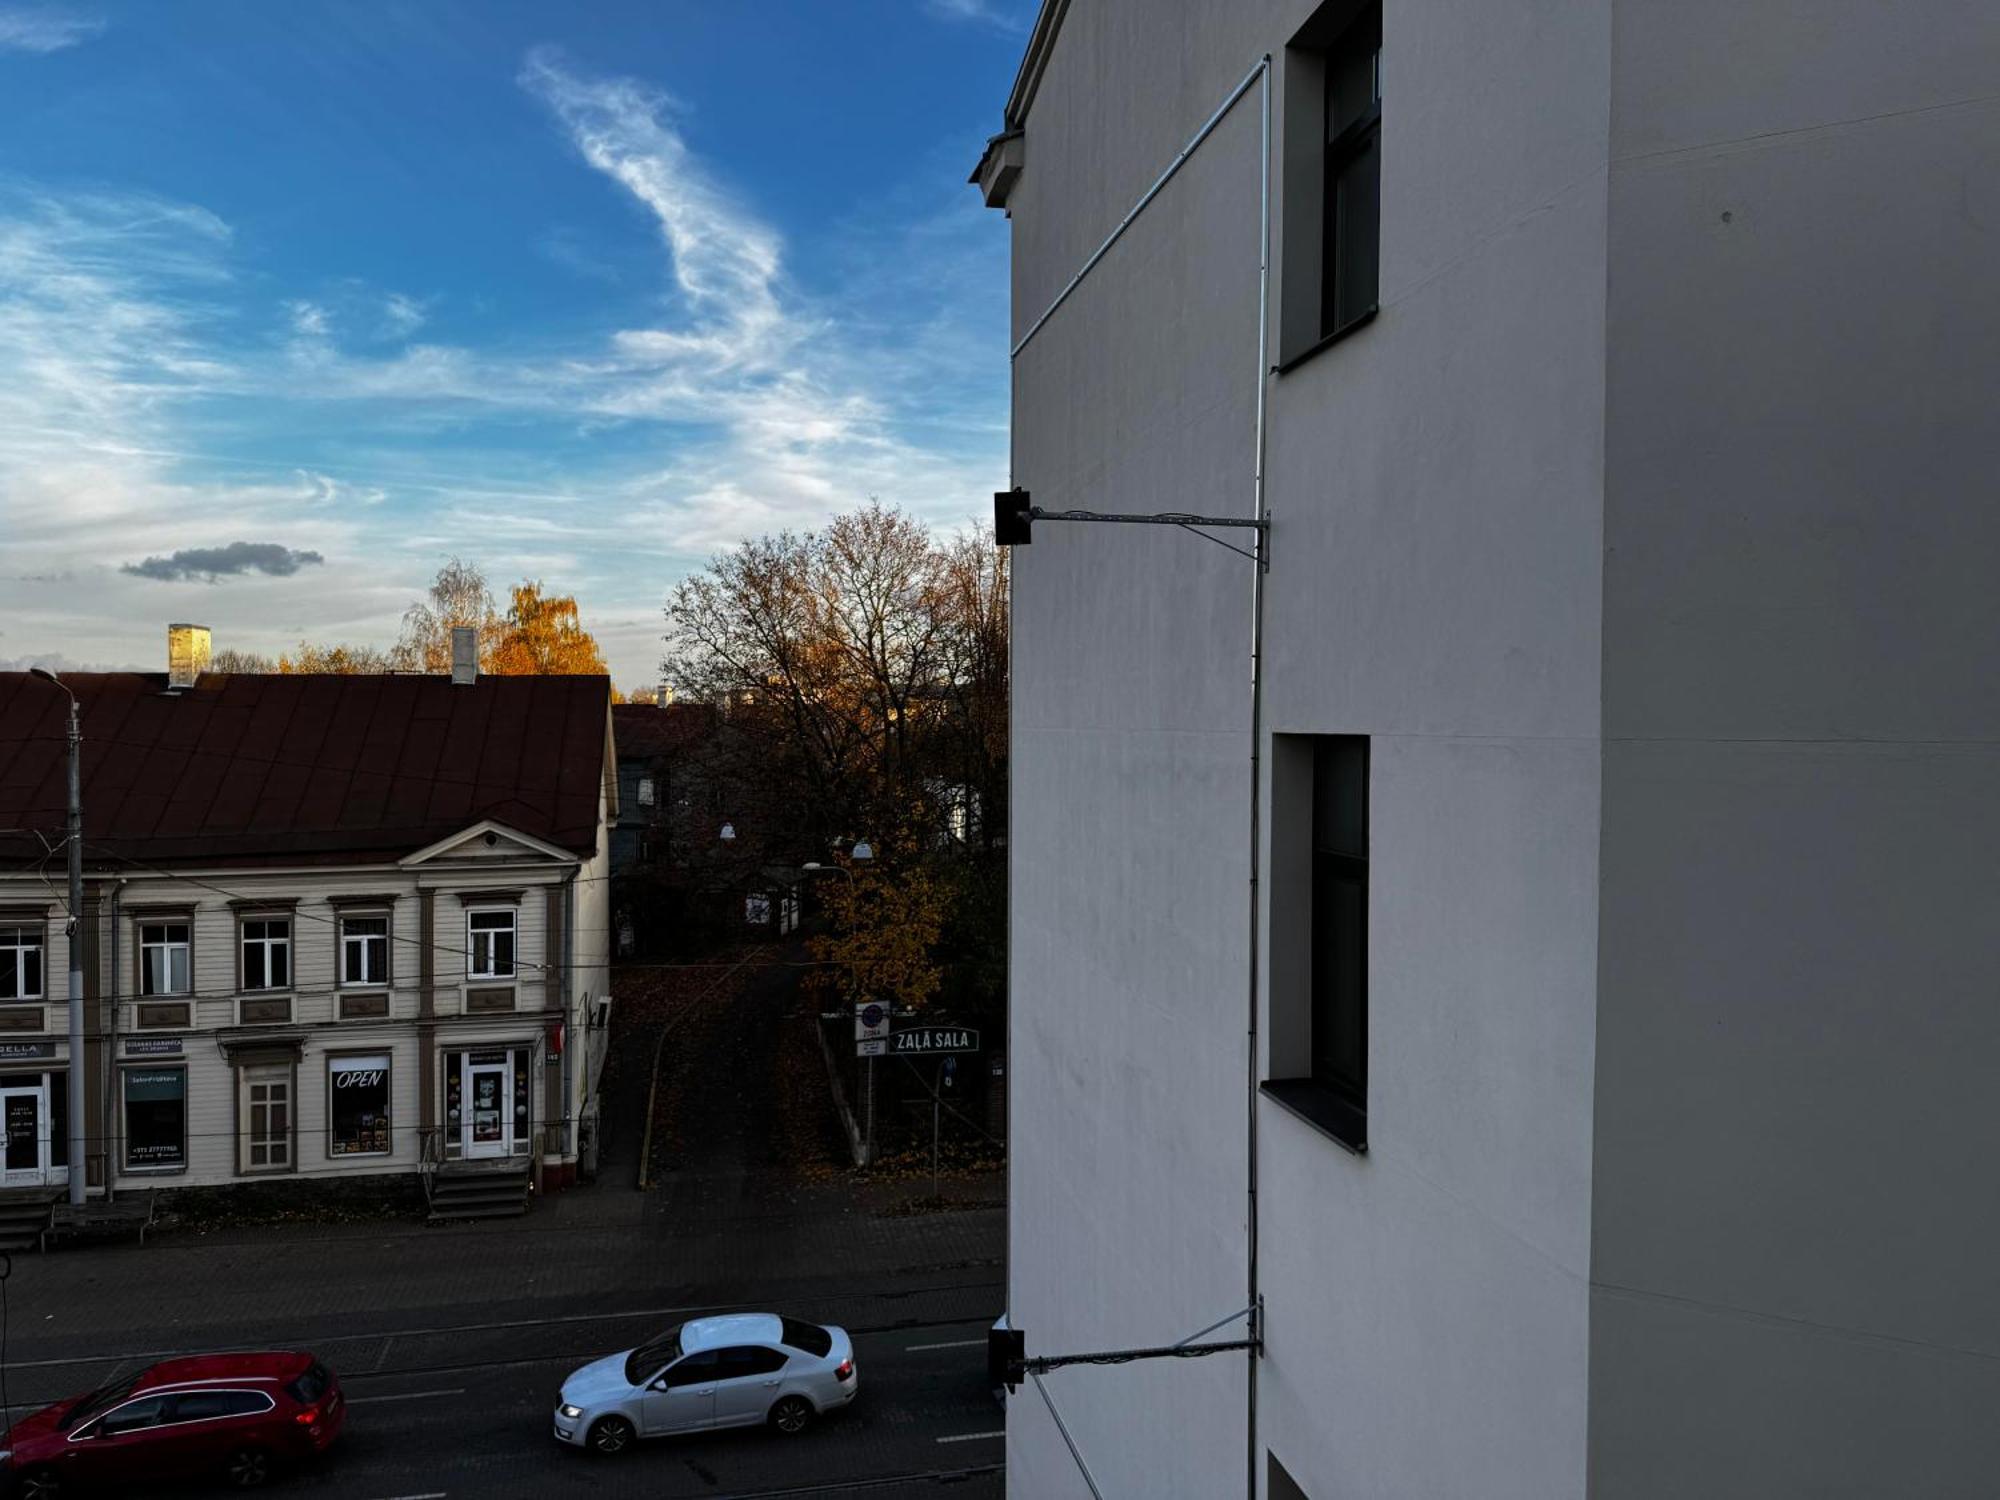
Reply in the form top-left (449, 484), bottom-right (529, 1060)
top-left (450, 625), bottom-right (478, 686)
top-left (658, 682), bottom-right (674, 707)
top-left (166, 623), bottom-right (211, 689)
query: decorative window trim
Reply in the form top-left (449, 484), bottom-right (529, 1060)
top-left (453, 888), bottom-right (524, 906)
top-left (327, 893), bottom-right (401, 909)
top-left (225, 896), bottom-right (300, 911)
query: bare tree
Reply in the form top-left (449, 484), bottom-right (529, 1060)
top-left (392, 557), bottom-right (504, 672)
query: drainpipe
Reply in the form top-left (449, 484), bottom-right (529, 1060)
top-left (1245, 59), bottom-right (1273, 1500)
top-left (562, 867), bottom-right (578, 1163)
top-left (104, 878), bottom-right (125, 1202)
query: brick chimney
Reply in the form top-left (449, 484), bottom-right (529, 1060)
top-left (167, 623), bottom-right (211, 689)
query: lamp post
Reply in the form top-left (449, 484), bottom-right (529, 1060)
top-left (29, 667), bottom-right (87, 1207)
top-left (801, 846), bottom-right (875, 1165)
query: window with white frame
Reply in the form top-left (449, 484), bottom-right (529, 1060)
top-left (467, 909), bottom-right (516, 980)
top-left (340, 915), bottom-right (389, 987)
top-left (637, 775), bottom-right (656, 806)
top-left (139, 921), bottom-right (191, 996)
top-left (0, 925), bottom-right (43, 1002)
top-left (240, 917), bottom-right (291, 991)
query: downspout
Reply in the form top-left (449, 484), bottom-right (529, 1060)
top-left (562, 866), bottom-right (577, 1163)
top-left (1245, 57), bottom-right (1273, 1500)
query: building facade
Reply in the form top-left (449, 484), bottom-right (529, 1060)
top-left (978, 3), bottom-right (2000, 1496)
top-left (0, 658), bottom-right (615, 1203)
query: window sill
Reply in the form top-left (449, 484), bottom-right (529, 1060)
top-left (1260, 1079), bottom-right (1367, 1155)
top-left (1272, 305), bottom-right (1378, 377)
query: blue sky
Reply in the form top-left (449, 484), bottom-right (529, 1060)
top-left (0, 0), bottom-right (1025, 686)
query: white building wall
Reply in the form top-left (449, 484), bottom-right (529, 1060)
top-left (1003, 1), bottom-right (1607, 1495)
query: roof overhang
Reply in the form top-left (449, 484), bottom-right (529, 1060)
top-left (968, 0), bottom-right (1069, 211)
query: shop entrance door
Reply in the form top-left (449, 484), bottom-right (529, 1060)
top-left (2, 1083), bottom-right (50, 1187)
top-left (463, 1057), bottom-right (511, 1160)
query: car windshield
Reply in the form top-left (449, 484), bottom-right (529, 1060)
top-left (780, 1318), bottom-right (832, 1357)
top-left (64, 1374), bottom-right (143, 1429)
top-left (623, 1326), bottom-right (683, 1386)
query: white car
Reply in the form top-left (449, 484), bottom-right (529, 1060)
top-left (553, 1314), bottom-right (858, 1454)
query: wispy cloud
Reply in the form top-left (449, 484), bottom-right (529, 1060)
top-left (381, 292), bottom-right (425, 338)
top-left (0, 6), bottom-right (103, 53)
top-left (122, 541), bottom-right (326, 582)
top-left (923, 0), bottom-right (1026, 32)
top-left (287, 299), bottom-right (330, 338)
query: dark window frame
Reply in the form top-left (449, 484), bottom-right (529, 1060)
top-left (1319, 4), bottom-right (1382, 342)
top-left (121, 1064), bottom-right (188, 1173)
top-left (1261, 734), bottom-right (1369, 1153)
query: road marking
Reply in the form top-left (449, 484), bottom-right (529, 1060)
top-left (906, 1338), bottom-right (986, 1351)
top-left (935, 1430), bottom-right (1005, 1443)
top-left (345, 1388), bottom-right (465, 1405)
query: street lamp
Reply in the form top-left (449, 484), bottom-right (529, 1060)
top-left (29, 667), bottom-right (87, 1208)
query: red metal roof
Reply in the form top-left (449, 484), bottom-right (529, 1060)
top-left (0, 672), bottom-right (611, 869)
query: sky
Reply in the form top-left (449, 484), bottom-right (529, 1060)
top-left (0, 0), bottom-right (1026, 688)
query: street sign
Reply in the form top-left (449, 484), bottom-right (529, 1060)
top-left (856, 1038), bottom-right (887, 1058)
top-left (855, 1002), bottom-right (889, 1041)
top-left (890, 1026), bottom-right (981, 1055)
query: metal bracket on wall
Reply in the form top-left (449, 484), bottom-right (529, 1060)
top-left (994, 489), bottom-right (1270, 571)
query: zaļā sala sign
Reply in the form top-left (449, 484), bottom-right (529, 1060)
top-left (890, 1027), bottom-right (981, 1055)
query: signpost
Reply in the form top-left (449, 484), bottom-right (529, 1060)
top-left (853, 1002), bottom-right (890, 1166)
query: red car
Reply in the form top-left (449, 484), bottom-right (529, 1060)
top-left (1, 1351), bottom-right (342, 1496)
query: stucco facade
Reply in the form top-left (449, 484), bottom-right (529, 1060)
top-left (984, 3), bottom-right (2000, 1496)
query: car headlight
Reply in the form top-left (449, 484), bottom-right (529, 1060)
top-left (558, 1404), bottom-right (584, 1420)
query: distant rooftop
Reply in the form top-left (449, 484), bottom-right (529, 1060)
top-left (0, 672), bottom-right (612, 869)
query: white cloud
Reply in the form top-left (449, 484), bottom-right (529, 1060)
top-left (286, 299), bottom-right (330, 338)
top-left (923, 0), bottom-right (1025, 31)
top-left (0, 7), bottom-right (103, 53)
top-left (381, 292), bottom-right (426, 338)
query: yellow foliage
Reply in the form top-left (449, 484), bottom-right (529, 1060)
top-left (807, 856), bottom-right (954, 1013)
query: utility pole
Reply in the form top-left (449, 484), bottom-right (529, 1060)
top-left (63, 690), bottom-right (85, 1207)
top-left (32, 669), bottom-right (87, 1208)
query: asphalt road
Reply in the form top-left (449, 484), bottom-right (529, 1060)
top-left (0, 945), bottom-right (1007, 1498)
top-left (4, 1285), bottom-right (1004, 1498)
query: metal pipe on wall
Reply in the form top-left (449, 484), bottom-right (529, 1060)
top-left (1007, 52), bottom-right (1276, 1498)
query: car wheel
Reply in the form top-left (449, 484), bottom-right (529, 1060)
top-left (224, 1446), bottom-right (274, 1489)
top-left (769, 1395), bottom-right (815, 1435)
top-left (18, 1469), bottom-right (63, 1500)
top-left (587, 1415), bottom-right (636, 1456)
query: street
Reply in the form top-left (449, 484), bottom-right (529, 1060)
top-left (0, 948), bottom-right (1006, 1498)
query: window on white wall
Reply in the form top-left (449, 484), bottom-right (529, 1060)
top-left (340, 915), bottom-right (389, 987)
top-left (0, 926), bottom-right (43, 1001)
top-left (328, 1055), bottom-right (391, 1156)
top-left (240, 917), bottom-right (291, 990)
top-left (468, 909), bottom-right (516, 979)
top-left (140, 922), bottom-right (191, 996)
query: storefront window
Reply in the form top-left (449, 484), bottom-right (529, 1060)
top-left (329, 1055), bottom-right (391, 1156)
top-left (124, 1067), bottom-right (187, 1170)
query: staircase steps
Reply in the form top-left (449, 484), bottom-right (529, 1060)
top-left (0, 1190), bottom-right (62, 1253)
top-left (427, 1167), bottom-right (531, 1223)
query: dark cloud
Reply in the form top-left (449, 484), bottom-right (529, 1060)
top-left (121, 542), bottom-right (326, 583)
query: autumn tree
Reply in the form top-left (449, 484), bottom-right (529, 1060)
top-left (490, 582), bottom-right (612, 676)
top-left (391, 558), bottom-right (505, 673)
top-left (807, 844), bottom-right (953, 1013)
top-left (278, 642), bottom-right (394, 673)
